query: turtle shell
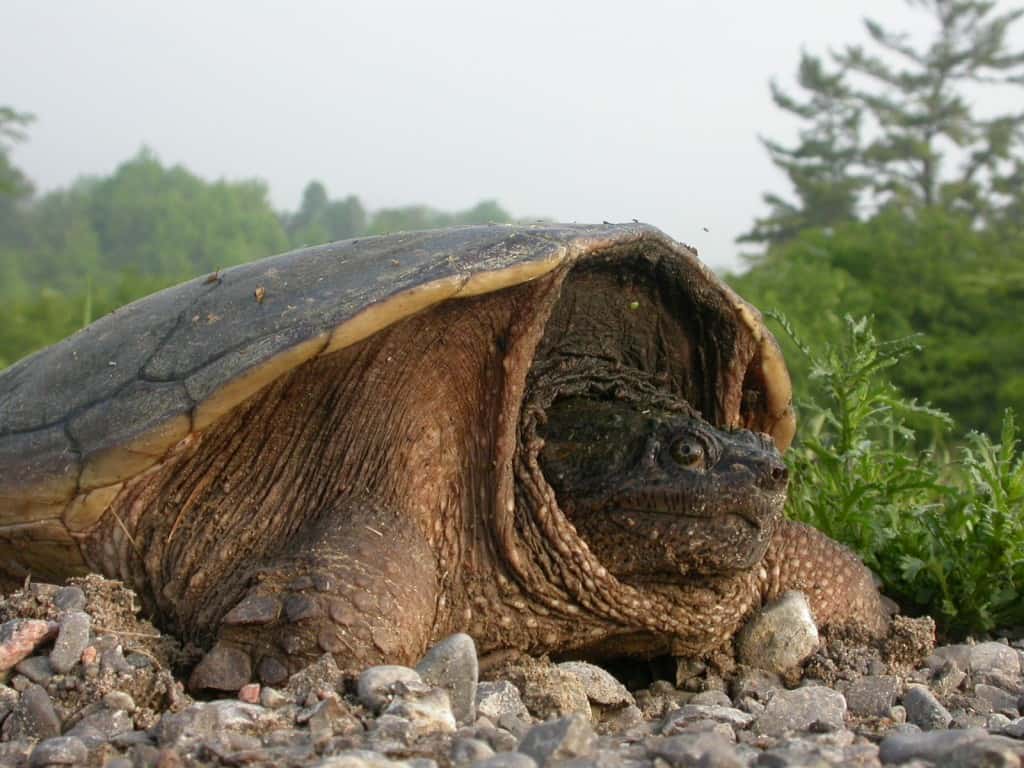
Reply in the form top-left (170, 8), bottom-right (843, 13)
top-left (0, 223), bottom-right (793, 582)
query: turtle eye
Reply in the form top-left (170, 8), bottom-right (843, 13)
top-left (670, 439), bottom-right (706, 470)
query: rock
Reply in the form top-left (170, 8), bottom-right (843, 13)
top-left (51, 586), bottom-right (86, 612)
top-left (557, 661), bottom-right (634, 709)
top-left (261, 686), bottom-right (289, 709)
top-left (476, 681), bottom-right (531, 722)
top-left (518, 715), bottom-right (596, 766)
top-left (383, 687), bottom-right (456, 735)
top-left (946, 736), bottom-right (1024, 768)
top-left (689, 689), bottom-right (732, 708)
top-left (357, 665), bottom-right (423, 711)
top-left (736, 591), bottom-right (819, 674)
top-left (976, 683), bottom-right (1021, 716)
top-left (99, 646), bottom-right (135, 676)
top-left (49, 610), bottom-right (90, 674)
top-left (65, 707), bottom-right (133, 745)
top-left (0, 620), bottom-right (56, 672)
top-left (845, 675), bottom-right (902, 717)
top-left (931, 642), bottom-right (1022, 679)
top-left (503, 662), bottom-right (591, 720)
top-left (284, 652), bottom-right (344, 701)
top-left (730, 667), bottom-right (783, 704)
top-left (474, 754), bottom-right (538, 768)
top-left (662, 704), bottom-right (754, 734)
top-left (451, 736), bottom-right (495, 763)
top-left (903, 684), bottom-right (953, 730)
top-left (415, 633), bottom-right (478, 724)
top-left (187, 644), bottom-right (251, 692)
top-left (102, 691), bottom-right (136, 712)
top-left (878, 727), bottom-right (987, 764)
top-left (155, 700), bottom-right (273, 751)
top-left (648, 732), bottom-right (744, 768)
top-left (238, 682), bottom-right (261, 704)
top-left (305, 696), bottom-right (355, 747)
top-left (755, 685), bottom-right (846, 736)
top-left (8, 684), bottom-right (61, 741)
top-left (14, 655), bottom-right (53, 684)
top-left (316, 749), bottom-right (417, 767)
top-left (28, 736), bottom-right (88, 767)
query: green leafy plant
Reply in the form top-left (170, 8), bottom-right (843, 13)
top-left (777, 313), bottom-right (1024, 636)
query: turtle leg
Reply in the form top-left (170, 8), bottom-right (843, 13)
top-left (760, 518), bottom-right (892, 636)
top-left (189, 502), bottom-right (440, 692)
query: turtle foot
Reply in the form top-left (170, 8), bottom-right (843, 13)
top-left (189, 502), bottom-right (442, 692)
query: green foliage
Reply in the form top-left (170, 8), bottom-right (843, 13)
top-left (782, 314), bottom-right (1024, 636)
top-left (284, 181), bottom-right (366, 247)
top-left (365, 199), bottom-right (511, 236)
top-left (0, 129), bottom-right (518, 367)
top-left (0, 106), bottom-right (35, 200)
top-left (730, 206), bottom-right (1024, 437)
top-left (744, 0), bottom-right (1024, 245)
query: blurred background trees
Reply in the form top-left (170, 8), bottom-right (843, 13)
top-left (733, 0), bottom-right (1024, 437)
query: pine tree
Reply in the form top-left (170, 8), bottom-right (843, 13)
top-left (740, 54), bottom-right (866, 245)
top-left (743, 0), bottom-right (1024, 245)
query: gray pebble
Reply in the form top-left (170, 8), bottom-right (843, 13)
top-left (736, 591), bottom-right (819, 673)
top-left (416, 633), bottom-right (479, 724)
top-left (755, 686), bottom-right (846, 736)
top-left (52, 586), bottom-right (86, 612)
top-left (124, 652), bottom-right (152, 669)
top-left (518, 715), bottom-right (596, 766)
top-left (65, 707), bottom-right (133, 744)
top-left (472, 753), bottom-right (537, 768)
top-left (14, 656), bottom-right (53, 685)
top-left (845, 675), bottom-right (902, 717)
top-left (100, 646), bottom-right (135, 675)
top-left (976, 683), bottom-right (1021, 716)
top-left (49, 611), bottom-right (90, 674)
top-left (557, 661), bottom-right (634, 708)
top-left (648, 732), bottom-right (743, 768)
top-left (10, 684), bottom-right (61, 741)
top-left (357, 665), bottom-right (423, 711)
top-left (878, 727), bottom-right (987, 764)
top-left (903, 684), bottom-right (953, 730)
top-left (451, 736), bottom-right (495, 763)
top-left (663, 704), bottom-right (753, 734)
top-left (102, 690), bottom-right (136, 712)
top-left (946, 736), bottom-right (1024, 768)
top-left (476, 681), bottom-right (531, 722)
top-left (931, 642), bottom-right (1022, 678)
top-left (384, 687), bottom-right (456, 735)
top-left (689, 689), bottom-right (733, 708)
top-left (28, 736), bottom-right (87, 768)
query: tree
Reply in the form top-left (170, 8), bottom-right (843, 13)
top-left (740, 54), bottom-right (866, 245)
top-left (743, 0), bottom-right (1024, 245)
top-left (839, 0), bottom-right (1024, 220)
top-left (0, 106), bottom-right (34, 200)
top-left (285, 181), bottom-right (366, 246)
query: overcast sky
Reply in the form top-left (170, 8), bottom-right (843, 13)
top-left (1, 1), bottom-right (954, 271)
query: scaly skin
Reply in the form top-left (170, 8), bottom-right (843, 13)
top-left (184, 358), bottom-right (889, 690)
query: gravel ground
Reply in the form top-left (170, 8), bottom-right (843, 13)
top-left (3, 575), bottom-right (1024, 767)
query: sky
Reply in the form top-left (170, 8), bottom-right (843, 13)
top-left (0, 0), bottom-right (951, 271)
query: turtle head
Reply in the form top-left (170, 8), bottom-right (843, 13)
top-left (537, 396), bottom-right (787, 582)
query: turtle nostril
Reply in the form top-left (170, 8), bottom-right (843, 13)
top-left (770, 463), bottom-right (789, 487)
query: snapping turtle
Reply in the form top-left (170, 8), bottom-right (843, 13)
top-left (0, 223), bottom-right (888, 691)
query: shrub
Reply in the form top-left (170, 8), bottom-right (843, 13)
top-left (777, 313), bottom-right (1024, 636)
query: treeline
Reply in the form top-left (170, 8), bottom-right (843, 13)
top-left (0, 136), bottom-right (511, 368)
top-left (728, 0), bottom-right (1024, 438)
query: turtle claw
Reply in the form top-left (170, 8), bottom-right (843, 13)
top-left (188, 642), bottom-right (253, 693)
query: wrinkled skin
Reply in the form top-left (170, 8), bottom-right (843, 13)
top-left (539, 396), bottom-right (788, 581)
